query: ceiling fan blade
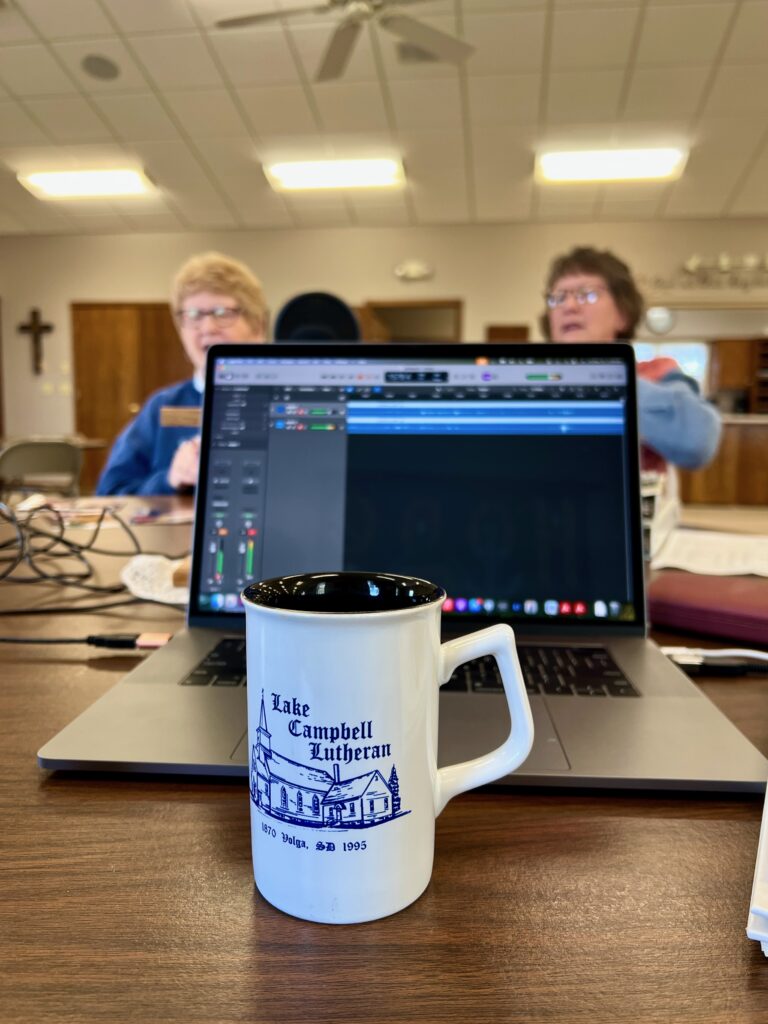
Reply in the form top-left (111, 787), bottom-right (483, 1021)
top-left (378, 13), bottom-right (473, 64)
top-left (316, 18), bottom-right (363, 81)
top-left (216, 4), bottom-right (331, 30)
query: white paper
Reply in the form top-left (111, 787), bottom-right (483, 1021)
top-left (120, 554), bottom-right (189, 605)
top-left (651, 528), bottom-right (768, 577)
top-left (747, 784), bottom-right (768, 956)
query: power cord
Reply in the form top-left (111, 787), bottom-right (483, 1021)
top-left (0, 632), bottom-right (172, 649)
top-left (662, 646), bottom-right (768, 676)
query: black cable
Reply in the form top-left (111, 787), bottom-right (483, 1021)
top-left (0, 632), bottom-right (172, 649)
top-left (0, 501), bottom-right (190, 606)
top-left (0, 597), bottom-right (185, 615)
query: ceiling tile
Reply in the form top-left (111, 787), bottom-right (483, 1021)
top-left (207, 26), bottom-right (301, 87)
top-left (17, 0), bottom-right (113, 37)
top-left (53, 39), bottom-right (152, 93)
top-left (664, 117), bottom-right (759, 215)
top-left (120, 210), bottom-right (187, 231)
top-left (389, 78), bottom-right (462, 131)
top-left (237, 85), bottom-right (319, 135)
top-left (289, 22), bottom-right (377, 85)
top-left (472, 129), bottom-right (534, 221)
top-left (57, 210), bottom-right (131, 231)
top-left (94, 93), bottom-right (180, 141)
top-left (729, 140), bottom-right (768, 214)
top-left (313, 81), bottom-right (389, 133)
top-left (0, 101), bottom-right (50, 145)
top-left (171, 197), bottom-right (239, 228)
top-left (721, 2), bottom-right (768, 64)
top-left (100, 0), bottom-right (197, 33)
top-left (537, 122), bottom-right (618, 150)
top-left (282, 192), bottom-right (353, 227)
top-left (636, 3), bottom-right (735, 66)
top-left (322, 133), bottom-right (400, 160)
top-left (704, 64), bottom-right (768, 115)
top-left (550, 6), bottom-right (639, 70)
top-left (198, 136), bottom-right (260, 175)
top-left (218, 188), bottom-right (294, 228)
top-left (351, 203), bottom-right (411, 227)
top-left (400, 130), bottom-right (468, 222)
top-left (467, 75), bottom-right (540, 127)
top-left (410, 176), bottom-right (470, 223)
top-left (0, 8), bottom-right (37, 42)
top-left (164, 89), bottom-right (251, 138)
top-left (472, 0), bottom-right (545, 9)
top-left (23, 97), bottom-right (113, 143)
top-left (130, 139), bottom-right (220, 191)
top-left (623, 66), bottom-right (709, 119)
top-left (0, 45), bottom-right (78, 96)
top-left (546, 70), bottom-right (623, 122)
top-left (611, 119), bottom-right (691, 149)
top-left (535, 193), bottom-right (600, 222)
top-left (599, 182), bottom-right (668, 219)
top-left (129, 34), bottom-right (224, 90)
top-left (464, 11), bottom-right (546, 75)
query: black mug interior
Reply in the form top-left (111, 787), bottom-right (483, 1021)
top-left (243, 572), bottom-right (445, 614)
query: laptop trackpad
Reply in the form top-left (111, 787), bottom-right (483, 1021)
top-left (438, 693), bottom-right (569, 772)
top-left (231, 695), bottom-right (570, 772)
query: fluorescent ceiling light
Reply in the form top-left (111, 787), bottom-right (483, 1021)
top-left (537, 148), bottom-right (686, 183)
top-left (266, 158), bottom-right (404, 191)
top-left (18, 168), bottom-right (154, 199)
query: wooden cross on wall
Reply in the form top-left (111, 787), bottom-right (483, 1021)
top-left (18, 308), bottom-right (54, 376)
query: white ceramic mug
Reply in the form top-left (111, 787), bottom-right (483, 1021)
top-left (242, 571), bottom-right (534, 924)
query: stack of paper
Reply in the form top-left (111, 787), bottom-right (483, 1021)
top-left (747, 783), bottom-right (768, 956)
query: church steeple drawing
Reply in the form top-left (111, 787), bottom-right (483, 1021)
top-left (250, 693), bottom-right (406, 830)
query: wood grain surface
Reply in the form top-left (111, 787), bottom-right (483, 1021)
top-left (2, 518), bottom-right (768, 1024)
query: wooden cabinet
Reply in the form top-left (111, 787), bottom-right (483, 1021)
top-left (709, 338), bottom-right (758, 391)
top-left (708, 338), bottom-right (768, 413)
top-left (678, 418), bottom-right (768, 505)
top-left (751, 340), bottom-right (768, 414)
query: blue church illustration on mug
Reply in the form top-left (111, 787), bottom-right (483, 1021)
top-left (250, 695), bottom-right (403, 829)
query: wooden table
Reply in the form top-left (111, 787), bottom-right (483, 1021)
top-left (2, 514), bottom-right (768, 1023)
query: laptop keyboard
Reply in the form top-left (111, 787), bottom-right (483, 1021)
top-left (181, 639), bottom-right (638, 698)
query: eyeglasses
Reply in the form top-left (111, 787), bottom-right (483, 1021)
top-left (176, 306), bottom-right (243, 326)
top-left (545, 286), bottom-right (607, 309)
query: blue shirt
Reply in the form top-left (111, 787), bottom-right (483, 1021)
top-left (636, 359), bottom-right (721, 470)
top-left (95, 379), bottom-right (201, 496)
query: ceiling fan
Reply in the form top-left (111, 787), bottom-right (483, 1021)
top-left (215, 0), bottom-right (475, 82)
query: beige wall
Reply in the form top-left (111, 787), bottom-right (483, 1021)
top-left (2, 217), bottom-right (768, 436)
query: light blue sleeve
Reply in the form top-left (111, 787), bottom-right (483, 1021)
top-left (636, 376), bottom-right (722, 470)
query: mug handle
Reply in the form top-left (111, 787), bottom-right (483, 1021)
top-left (435, 623), bottom-right (534, 815)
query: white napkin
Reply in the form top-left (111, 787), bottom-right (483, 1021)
top-left (120, 554), bottom-right (189, 606)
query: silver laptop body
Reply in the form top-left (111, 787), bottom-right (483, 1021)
top-left (38, 343), bottom-right (768, 792)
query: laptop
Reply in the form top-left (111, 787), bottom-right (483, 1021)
top-left (38, 342), bottom-right (768, 792)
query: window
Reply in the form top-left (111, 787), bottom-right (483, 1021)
top-left (348, 803), bottom-right (355, 816)
top-left (312, 795), bottom-right (320, 815)
top-left (369, 799), bottom-right (374, 813)
top-left (281, 787), bottom-right (287, 809)
top-left (632, 341), bottom-right (710, 393)
top-left (384, 797), bottom-right (389, 810)
top-left (297, 792), bottom-right (303, 812)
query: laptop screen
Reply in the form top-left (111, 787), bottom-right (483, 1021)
top-left (189, 343), bottom-right (644, 634)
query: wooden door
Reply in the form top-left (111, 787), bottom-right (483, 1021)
top-left (355, 305), bottom-right (391, 342)
top-left (72, 303), bottom-right (187, 493)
